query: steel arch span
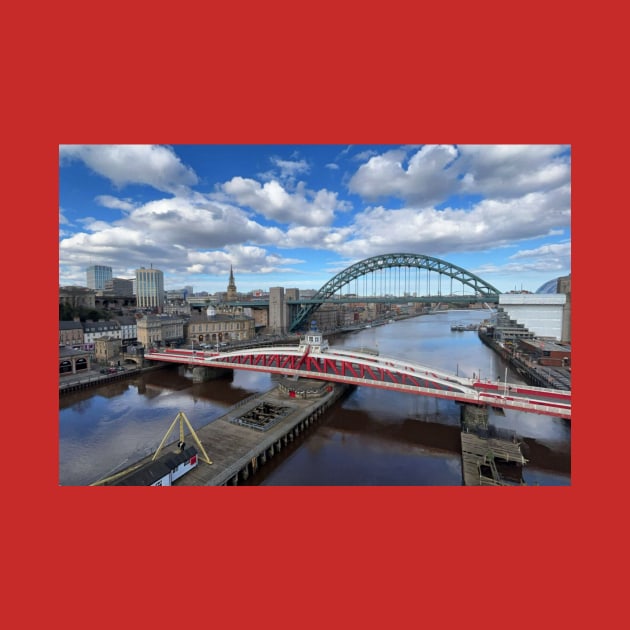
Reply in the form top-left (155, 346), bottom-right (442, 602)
top-left (290, 253), bottom-right (501, 332)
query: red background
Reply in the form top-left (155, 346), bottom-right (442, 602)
top-left (4, 1), bottom-right (622, 627)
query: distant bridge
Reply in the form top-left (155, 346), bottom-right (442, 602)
top-left (188, 253), bottom-right (501, 332)
top-left (288, 253), bottom-right (501, 332)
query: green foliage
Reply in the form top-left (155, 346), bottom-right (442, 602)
top-left (59, 303), bottom-right (112, 322)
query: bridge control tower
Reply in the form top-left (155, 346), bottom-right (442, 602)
top-left (298, 321), bottom-right (329, 354)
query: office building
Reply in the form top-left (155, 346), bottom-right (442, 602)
top-left (86, 265), bottom-right (112, 290)
top-left (135, 266), bottom-right (165, 310)
top-left (104, 278), bottom-right (134, 296)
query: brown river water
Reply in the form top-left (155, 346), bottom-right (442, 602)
top-left (59, 311), bottom-right (570, 486)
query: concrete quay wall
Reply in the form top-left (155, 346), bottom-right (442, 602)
top-left (176, 381), bottom-right (350, 486)
top-left (477, 330), bottom-right (570, 390)
top-left (96, 380), bottom-right (351, 486)
top-left (59, 363), bottom-right (163, 394)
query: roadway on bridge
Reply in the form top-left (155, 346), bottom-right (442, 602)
top-left (144, 344), bottom-right (571, 420)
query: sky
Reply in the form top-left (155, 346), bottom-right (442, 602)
top-left (58, 144), bottom-right (571, 295)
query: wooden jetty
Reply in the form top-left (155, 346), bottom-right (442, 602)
top-left (460, 431), bottom-right (528, 486)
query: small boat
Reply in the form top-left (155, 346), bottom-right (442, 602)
top-left (451, 323), bottom-right (479, 332)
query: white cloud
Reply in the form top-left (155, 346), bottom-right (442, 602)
top-left (475, 256), bottom-right (570, 275)
top-left (458, 144), bottom-right (570, 198)
top-left (491, 241), bottom-right (572, 276)
top-left (95, 195), bottom-right (136, 212)
top-left (187, 245), bottom-right (303, 275)
top-left (58, 192), bottom-right (290, 281)
top-left (221, 176), bottom-right (347, 226)
top-left (281, 225), bottom-right (354, 249)
top-left (59, 144), bottom-right (198, 193)
top-left (353, 149), bottom-right (378, 161)
top-left (331, 187), bottom-right (570, 259)
top-left (510, 241), bottom-right (571, 260)
top-left (348, 145), bottom-right (459, 205)
top-left (325, 163), bottom-right (339, 170)
top-left (258, 157), bottom-right (310, 189)
top-left (271, 157), bottom-right (309, 178)
top-left (129, 197), bottom-right (284, 247)
top-left (347, 144), bottom-right (571, 205)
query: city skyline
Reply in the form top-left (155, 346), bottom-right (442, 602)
top-left (59, 144), bottom-right (571, 294)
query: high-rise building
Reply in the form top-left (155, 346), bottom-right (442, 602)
top-left (268, 287), bottom-right (286, 334)
top-left (135, 266), bottom-right (165, 310)
top-left (86, 265), bottom-right (112, 290)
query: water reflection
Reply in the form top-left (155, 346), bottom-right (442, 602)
top-left (59, 310), bottom-right (571, 486)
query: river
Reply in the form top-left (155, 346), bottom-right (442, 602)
top-left (58, 311), bottom-right (571, 486)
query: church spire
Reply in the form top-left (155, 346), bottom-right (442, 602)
top-left (226, 265), bottom-right (237, 301)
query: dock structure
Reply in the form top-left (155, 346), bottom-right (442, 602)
top-left (460, 431), bottom-right (528, 486)
top-left (94, 379), bottom-right (349, 486)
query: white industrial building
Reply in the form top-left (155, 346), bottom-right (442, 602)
top-left (498, 294), bottom-right (568, 341)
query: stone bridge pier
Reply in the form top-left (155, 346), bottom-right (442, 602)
top-left (192, 366), bottom-right (230, 383)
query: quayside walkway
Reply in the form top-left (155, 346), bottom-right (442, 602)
top-left (92, 379), bottom-right (349, 486)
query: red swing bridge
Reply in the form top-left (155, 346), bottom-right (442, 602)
top-left (144, 329), bottom-right (571, 420)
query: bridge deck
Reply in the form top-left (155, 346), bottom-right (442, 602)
top-left (144, 345), bottom-right (571, 419)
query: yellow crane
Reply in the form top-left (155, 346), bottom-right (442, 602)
top-left (89, 411), bottom-right (212, 486)
top-left (152, 411), bottom-right (212, 465)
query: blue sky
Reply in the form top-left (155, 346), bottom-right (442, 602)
top-left (59, 144), bottom-right (571, 294)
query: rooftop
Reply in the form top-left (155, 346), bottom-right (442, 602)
top-left (521, 339), bottom-right (571, 353)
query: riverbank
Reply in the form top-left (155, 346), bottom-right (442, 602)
top-left (477, 330), bottom-right (571, 390)
top-left (59, 363), bottom-right (165, 394)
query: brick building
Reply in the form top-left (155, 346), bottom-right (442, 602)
top-left (518, 339), bottom-right (571, 367)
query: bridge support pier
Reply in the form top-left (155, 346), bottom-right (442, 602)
top-left (460, 404), bottom-right (489, 432)
top-left (192, 366), bottom-right (227, 383)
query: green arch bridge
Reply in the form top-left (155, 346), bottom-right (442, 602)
top-left (288, 253), bottom-right (500, 332)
